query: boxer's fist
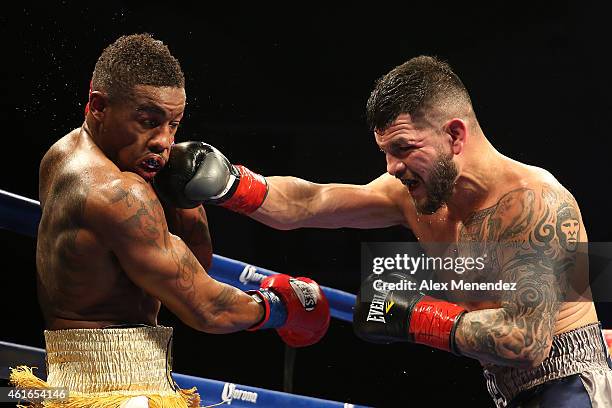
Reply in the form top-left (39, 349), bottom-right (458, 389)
top-left (249, 274), bottom-right (330, 347)
top-left (353, 271), bottom-right (417, 344)
top-left (153, 141), bottom-right (267, 213)
top-left (353, 271), bottom-right (465, 353)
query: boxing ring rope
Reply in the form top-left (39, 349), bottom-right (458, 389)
top-left (0, 188), bottom-right (364, 407)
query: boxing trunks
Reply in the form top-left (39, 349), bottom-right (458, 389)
top-left (483, 322), bottom-right (612, 407)
top-left (10, 325), bottom-right (199, 407)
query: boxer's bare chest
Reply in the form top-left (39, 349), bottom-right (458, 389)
top-left (37, 135), bottom-right (159, 327)
top-left (404, 187), bottom-right (526, 254)
top-left (402, 191), bottom-right (524, 307)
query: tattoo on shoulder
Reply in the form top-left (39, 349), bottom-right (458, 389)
top-left (460, 185), bottom-right (580, 254)
top-left (104, 183), bottom-right (167, 248)
top-left (457, 184), bottom-right (583, 366)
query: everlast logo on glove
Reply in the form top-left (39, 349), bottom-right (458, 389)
top-left (366, 289), bottom-right (391, 323)
top-left (289, 278), bottom-right (317, 311)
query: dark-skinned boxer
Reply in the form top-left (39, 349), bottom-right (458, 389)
top-left (9, 34), bottom-right (329, 408)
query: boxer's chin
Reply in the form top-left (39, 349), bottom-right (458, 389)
top-left (413, 182), bottom-right (448, 215)
top-left (414, 196), bottom-right (444, 215)
top-left (135, 166), bottom-right (158, 183)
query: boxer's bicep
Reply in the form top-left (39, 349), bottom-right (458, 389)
top-left (254, 174), bottom-right (406, 229)
top-left (88, 179), bottom-right (260, 332)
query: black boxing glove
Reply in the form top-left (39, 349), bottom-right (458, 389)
top-left (353, 271), bottom-right (466, 354)
top-left (153, 141), bottom-right (268, 212)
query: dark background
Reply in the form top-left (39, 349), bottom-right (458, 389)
top-left (3, 2), bottom-right (610, 407)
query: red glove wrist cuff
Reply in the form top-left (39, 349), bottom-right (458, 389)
top-left (408, 295), bottom-right (466, 353)
top-left (220, 165), bottom-right (268, 214)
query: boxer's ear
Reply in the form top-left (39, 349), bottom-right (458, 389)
top-left (88, 91), bottom-right (108, 120)
top-left (443, 118), bottom-right (467, 155)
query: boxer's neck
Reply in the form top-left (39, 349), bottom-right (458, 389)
top-left (446, 134), bottom-right (510, 221)
top-left (81, 118), bottom-right (116, 163)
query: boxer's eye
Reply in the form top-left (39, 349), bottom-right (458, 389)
top-left (141, 119), bottom-right (160, 128)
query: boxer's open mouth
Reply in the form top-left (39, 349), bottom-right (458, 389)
top-left (402, 178), bottom-right (420, 192)
top-left (141, 157), bottom-right (163, 171)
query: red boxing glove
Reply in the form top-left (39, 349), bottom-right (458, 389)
top-left (249, 274), bottom-right (330, 348)
top-left (604, 329), bottom-right (612, 356)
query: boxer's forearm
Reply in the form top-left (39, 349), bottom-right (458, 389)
top-left (454, 307), bottom-right (556, 369)
top-left (251, 176), bottom-right (320, 229)
top-left (454, 251), bottom-right (560, 368)
top-left (252, 176), bottom-right (405, 229)
top-left (192, 282), bottom-right (264, 334)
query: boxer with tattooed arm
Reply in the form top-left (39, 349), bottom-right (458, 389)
top-left (158, 56), bottom-right (612, 407)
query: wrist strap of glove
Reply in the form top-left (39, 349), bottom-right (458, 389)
top-left (246, 289), bottom-right (287, 331)
top-left (408, 295), bottom-right (466, 354)
top-left (220, 165), bottom-right (268, 214)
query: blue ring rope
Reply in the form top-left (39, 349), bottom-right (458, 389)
top-left (0, 189), bottom-right (355, 322)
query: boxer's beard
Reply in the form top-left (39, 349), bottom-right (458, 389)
top-left (416, 150), bottom-right (458, 215)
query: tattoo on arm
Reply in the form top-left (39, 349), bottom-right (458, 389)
top-left (209, 285), bottom-right (240, 310)
top-left (107, 183), bottom-right (244, 328)
top-left (170, 242), bottom-right (242, 326)
top-left (456, 185), bottom-right (579, 367)
top-left (108, 184), bottom-right (167, 249)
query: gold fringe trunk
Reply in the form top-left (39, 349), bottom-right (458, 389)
top-left (10, 326), bottom-right (200, 407)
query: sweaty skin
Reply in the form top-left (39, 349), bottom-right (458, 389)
top-left (251, 113), bottom-right (597, 369)
top-left (37, 85), bottom-right (262, 331)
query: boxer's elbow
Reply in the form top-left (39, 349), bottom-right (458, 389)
top-left (500, 332), bottom-right (553, 369)
top-left (509, 348), bottom-right (551, 370)
top-left (526, 352), bottom-right (550, 369)
top-left (525, 339), bottom-right (553, 368)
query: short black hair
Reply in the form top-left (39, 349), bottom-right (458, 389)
top-left (366, 56), bottom-right (472, 131)
top-left (91, 33), bottom-right (185, 101)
